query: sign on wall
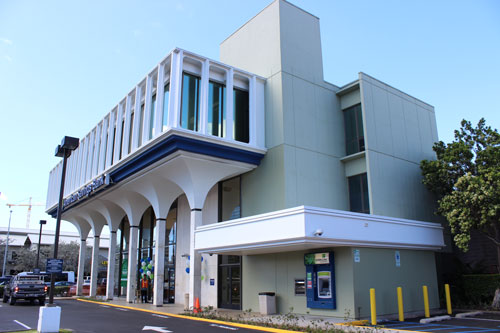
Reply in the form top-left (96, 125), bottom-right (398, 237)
top-left (304, 252), bottom-right (330, 265)
top-left (395, 251), bottom-right (401, 267)
top-left (353, 249), bottom-right (360, 263)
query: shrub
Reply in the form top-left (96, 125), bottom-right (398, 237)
top-left (462, 274), bottom-right (500, 305)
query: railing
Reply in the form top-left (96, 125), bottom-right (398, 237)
top-left (46, 48), bottom-right (266, 211)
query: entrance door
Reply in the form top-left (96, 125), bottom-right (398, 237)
top-left (218, 255), bottom-right (241, 309)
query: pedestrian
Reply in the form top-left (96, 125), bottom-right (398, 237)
top-left (140, 274), bottom-right (149, 303)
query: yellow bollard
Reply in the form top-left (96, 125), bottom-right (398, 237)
top-left (370, 288), bottom-right (377, 325)
top-left (445, 284), bottom-right (452, 315)
top-left (423, 285), bottom-right (430, 318)
top-left (397, 287), bottom-right (404, 322)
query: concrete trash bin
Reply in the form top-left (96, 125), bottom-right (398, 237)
top-left (258, 292), bottom-right (276, 315)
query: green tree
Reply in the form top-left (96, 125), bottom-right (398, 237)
top-left (421, 118), bottom-right (500, 267)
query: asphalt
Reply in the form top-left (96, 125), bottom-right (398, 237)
top-left (0, 299), bottom-right (295, 332)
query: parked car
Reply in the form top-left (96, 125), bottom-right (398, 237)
top-left (54, 281), bottom-right (76, 286)
top-left (3, 274), bottom-right (47, 305)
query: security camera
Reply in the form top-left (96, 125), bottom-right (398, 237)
top-left (313, 229), bottom-right (323, 237)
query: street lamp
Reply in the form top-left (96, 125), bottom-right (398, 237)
top-left (2, 209), bottom-right (13, 277)
top-left (49, 136), bottom-right (79, 305)
top-left (36, 220), bottom-right (47, 269)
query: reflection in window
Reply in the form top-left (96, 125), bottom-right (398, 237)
top-left (181, 73), bottom-right (200, 131)
top-left (233, 88), bottom-right (249, 143)
top-left (162, 83), bottom-right (170, 131)
top-left (344, 104), bottom-right (365, 155)
top-left (149, 94), bottom-right (156, 139)
top-left (348, 173), bottom-right (369, 214)
top-left (208, 81), bottom-right (225, 137)
top-left (219, 176), bottom-right (241, 222)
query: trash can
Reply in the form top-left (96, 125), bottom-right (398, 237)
top-left (258, 292), bottom-right (276, 315)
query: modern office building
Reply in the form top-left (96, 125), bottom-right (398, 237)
top-left (45, 0), bottom-right (444, 319)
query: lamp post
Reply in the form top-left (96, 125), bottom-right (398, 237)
top-left (36, 220), bottom-right (47, 269)
top-left (48, 136), bottom-right (79, 305)
top-left (2, 209), bottom-right (13, 277)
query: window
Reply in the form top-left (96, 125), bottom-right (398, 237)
top-left (219, 176), bottom-right (241, 222)
top-left (128, 111), bottom-right (134, 154)
top-left (295, 279), bottom-right (305, 296)
top-left (208, 81), bottom-right (226, 137)
top-left (343, 104), bottom-right (364, 155)
top-left (138, 103), bottom-right (144, 146)
top-left (181, 73), bottom-right (200, 131)
top-left (149, 94), bottom-right (156, 139)
top-left (348, 173), bottom-right (369, 214)
top-left (162, 83), bottom-right (170, 131)
top-left (233, 88), bottom-right (249, 143)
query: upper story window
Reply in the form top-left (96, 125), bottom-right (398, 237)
top-left (208, 81), bottom-right (226, 138)
top-left (343, 104), bottom-right (364, 155)
top-left (233, 88), bottom-right (249, 143)
top-left (181, 73), bottom-right (200, 131)
top-left (162, 83), bottom-right (170, 132)
top-left (348, 173), bottom-right (369, 214)
top-left (218, 176), bottom-right (241, 222)
top-left (149, 94), bottom-right (156, 140)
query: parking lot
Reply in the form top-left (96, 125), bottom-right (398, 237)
top-left (373, 312), bottom-right (500, 332)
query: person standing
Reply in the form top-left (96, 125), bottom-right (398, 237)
top-left (140, 274), bottom-right (149, 303)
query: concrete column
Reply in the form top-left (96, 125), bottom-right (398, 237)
top-left (76, 238), bottom-right (86, 296)
top-left (170, 49), bottom-right (183, 128)
top-left (106, 231), bottom-right (117, 300)
top-left (126, 225), bottom-right (139, 303)
top-left (189, 209), bottom-right (203, 307)
top-left (199, 59), bottom-right (209, 134)
top-left (154, 63), bottom-right (165, 136)
top-left (153, 218), bottom-right (166, 306)
top-left (90, 235), bottom-right (100, 297)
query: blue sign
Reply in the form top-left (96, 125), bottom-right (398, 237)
top-left (210, 279), bottom-right (215, 286)
top-left (46, 258), bottom-right (63, 274)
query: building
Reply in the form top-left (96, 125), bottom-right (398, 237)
top-left (0, 227), bottom-right (108, 275)
top-left (45, 0), bottom-right (444, 319)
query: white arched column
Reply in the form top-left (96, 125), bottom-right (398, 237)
top-left (91, 200), bottom-right (125, 300)
top-left (66, 217), bottom-right (91, 296)
top-left (84, 211), bottom-right (106, 298)
top-left (126, 175), bottom-right (183, 306)
top-left (108, 191), bottom-right (150, 303)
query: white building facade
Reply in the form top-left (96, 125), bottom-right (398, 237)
top-left (46, 0), bottom-right (445, 319)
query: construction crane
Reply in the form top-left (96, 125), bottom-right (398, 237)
top-left (6, 197), bottom-right (45, 229)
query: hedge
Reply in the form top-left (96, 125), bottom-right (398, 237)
top-left (462, 274), bottom-right (500, 305)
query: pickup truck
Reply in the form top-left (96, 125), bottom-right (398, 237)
top-left (2, 274), bottom-right (47, 305)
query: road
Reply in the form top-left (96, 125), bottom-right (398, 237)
top-left (0, 299), bottom-right (267, 333)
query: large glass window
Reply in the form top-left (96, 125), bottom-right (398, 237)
top-left (344, 104), bottom-right (365, 155)
top-left (138, 103), bottom-right (145, 146)
top-left (162, 83), bottom-right (170, 131)
top-left (208, 81), bottom-right (226, 137)
top-left (233, 88), bottom-right (249, 143)
top-left (181, 73), bottom-right (200, 131)
top-left (149, 94), bottom-right (156, 139)
top-left (128, 111), bottom-right (134, 154)
top-left (348, 173), bottom-right (370, 214)
top-left (219, 176), bottom-right (241, 222)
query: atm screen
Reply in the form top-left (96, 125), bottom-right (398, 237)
top-left (317, 271), bottom-right (331, 298)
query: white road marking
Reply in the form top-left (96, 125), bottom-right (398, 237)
top-left (210, 323), bottom-right (239, 330)
top-left (152, 314), bottom-right (170, 319)
top-left (100, 305), bottom-right (110, 308)
top-left (117, 308), bottom-right (129, 311)
top-left (142, 326), bottom-right (172, 332)
top-left (13, 320), bottom-right (31, 329)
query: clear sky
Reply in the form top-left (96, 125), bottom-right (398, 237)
top-left (0, 0), bottom-right (499, 234)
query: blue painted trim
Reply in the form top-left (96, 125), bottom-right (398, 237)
top-left (47, 134), bottom-right (264, 217)
top-left (110, 134), bottom-right (264, 183)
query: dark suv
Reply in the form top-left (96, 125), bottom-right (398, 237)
top-left (2, 274), bottom-right (47, 305)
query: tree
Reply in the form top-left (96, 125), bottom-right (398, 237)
top-left (421, 118), bottom-right (500, 268)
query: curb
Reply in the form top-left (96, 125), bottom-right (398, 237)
top-left (419, 315), bottom-right (451, 324)
top-left (76, 299), bottom-right (301, 333)
top-left (455, 311), bottom-right (483, 318)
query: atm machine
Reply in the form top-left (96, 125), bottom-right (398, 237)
top-left (304, 252), bottom-right (336, 309)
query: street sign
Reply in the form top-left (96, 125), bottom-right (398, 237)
top-left (46, 258), bottom-right (63, 274)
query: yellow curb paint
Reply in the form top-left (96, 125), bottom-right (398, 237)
top-left (76, 298), bottom-right (301, 333)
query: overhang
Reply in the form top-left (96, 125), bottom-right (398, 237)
top-left (195, 206), bottom-right (445, 255)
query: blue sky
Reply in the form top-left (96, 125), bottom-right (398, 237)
top-left (0, 0), bottom-right (499, 233)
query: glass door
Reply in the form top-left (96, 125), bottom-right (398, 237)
top-left (218, 255), bottom-right (241, 309)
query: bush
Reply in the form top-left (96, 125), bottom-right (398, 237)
top-left (462, 274), bottom-right (500, 305)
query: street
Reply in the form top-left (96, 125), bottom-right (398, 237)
top-left (0, 299), bottom-right (270, 333)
